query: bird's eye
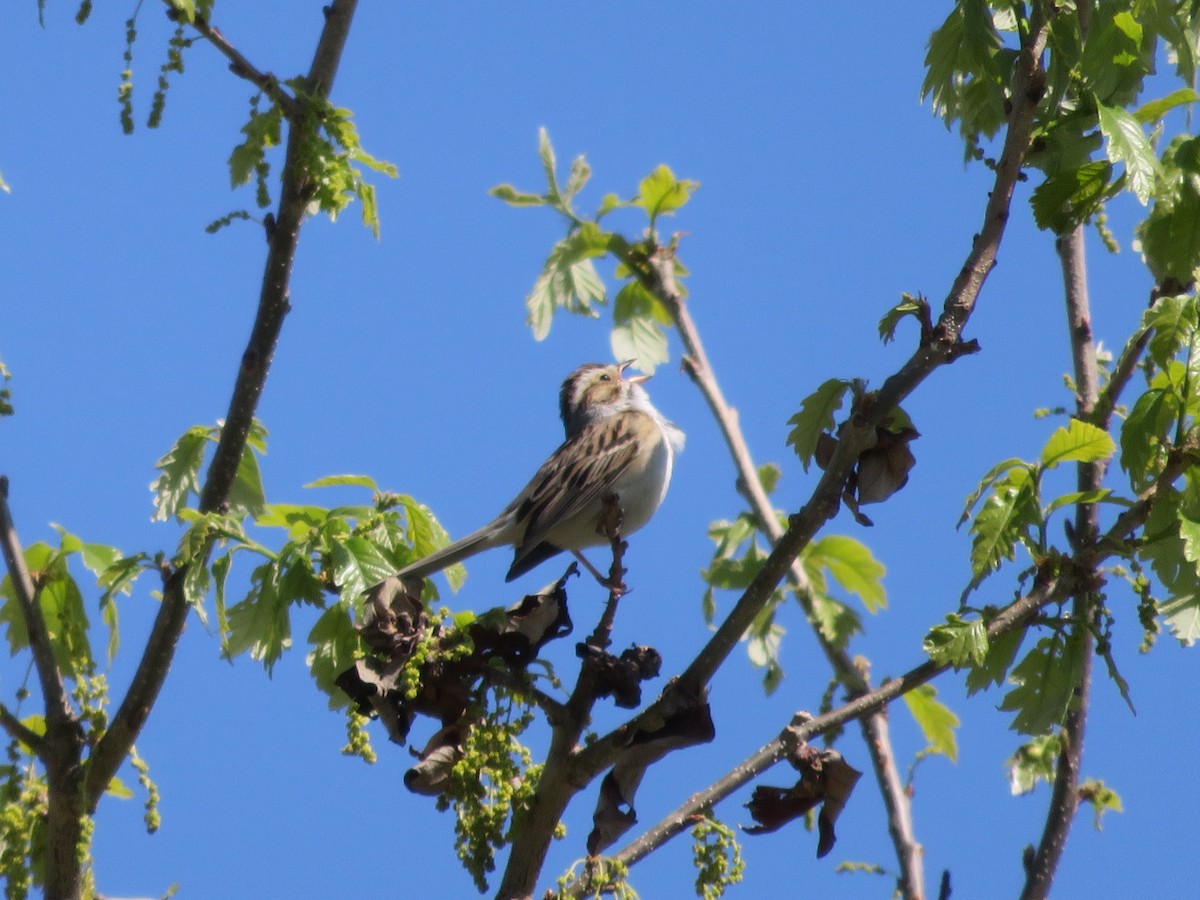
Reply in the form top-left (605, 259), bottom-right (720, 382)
top-left (598, 373), bottom-right (611, 382)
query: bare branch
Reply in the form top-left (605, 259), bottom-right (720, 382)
top-left (85, 0), bottom-right (362, 807)
top-left (0, 476), bottom-right (73, 729)
top-left (181, 10), bottom-right (301, 119)
top-left (643, 236), bottom-right (927, 893)
top-left (1020, 221), bottom-right (1102, 898)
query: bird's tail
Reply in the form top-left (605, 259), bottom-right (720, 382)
top-left (395, 524), bottom-right (501, 581)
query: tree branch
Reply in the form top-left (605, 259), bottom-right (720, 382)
top-left (642, 243), bottom-right (927, 895)
top-left (578, 570), bottom-right (1064, 887)
top-left (589, 439), bottom-right (1188, 886)
top-left (0, 701), bottom-right (45, 757)
top-left (85, 0), bottom-right (361, 807)
top-left (0, 476), bottom-right (73, 729)
top-left (574, 3), bottom-right (1052, 788)
top-left (1019, 223), bottom-right (1101, 899)
top-left (179, 7), bottom-right (301, 119)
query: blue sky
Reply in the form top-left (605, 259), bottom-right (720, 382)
top-left (2, 3), bottom-right (1197, 898)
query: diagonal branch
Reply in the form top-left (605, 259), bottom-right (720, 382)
top-left (177, 6), bottom-right (301, 119)
top-left (574, 3), bottom-right (1053, 791)
top-left (85, 0), bottom-right (361, 807)
top-left (588, 434), bottom-right (1191, 885)
top-left (0, 476), bottom-right (73, 730)
top-left (642, 247), bottom-right (926, 894)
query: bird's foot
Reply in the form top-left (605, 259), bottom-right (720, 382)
top-left (572, 550), bottom-right (628, 596)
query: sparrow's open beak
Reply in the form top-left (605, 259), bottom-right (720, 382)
top-left (619, 359), bottom-right (652, 384)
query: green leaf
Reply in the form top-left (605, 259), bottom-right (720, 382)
top-left (1097, 100), bottom-right (1162, 204)
top-left (1144, 294), bottom-right (1198, 369)
top-left (79, 542), bottom-right (123, 579)
top-left (597, 192), bottom-right (627, 218)
top-left (958, 457), bottom-right (1028, 527)
top-left (745, 605), bottom-right (785, 696)
top-left (921, 0), bottom-right (1005, 136)
top-left (151, 426), bottom-right (209, 521)
top-left (395, 495), bottom-right (463, 590)
top-left (105, 775), bottom-right (135, 800)
top-left (923, 613), bottom-right (987, 668)
top-left (965, 624), bottom-right (1024, 695)
top-left (878, 294), bottom-right (928, 344)
top-left (805, 535), bottom-right (886, 612)
top-left (902, 684), bottom-right (960, 762)
top-left (806, 592), bottom-right (863, 650)
top-left (330, 537), bottom-right (394, 605)
top-left (611, 317), bottom-right (669, 375)
top-left (1040, 419), bottom-right (1115, 468)
top-left (1120, 380), bottom-right (1181, 486)
top-left (228, 442), bottom-right (267, 517)
top-left (538, 126), bottom-right (559, 200)
top-left (1134, 87), bottom-right (1200, 125)
top-left (1078, 779), bottom-right (1123, 830)
top-left (1160, 593), bottom-right (1200, 645)
top-left (1, 545), bottom-right (95, 676)
top-left (212, 552), bottom-right (233, 653)
top-left (786, 379), bottom-right (852, 472)
top-left (1080, 9), bottom-right (1149, 107)
top-left (635, 164), bottom-right (698, 223)
top-left (224, 563), bottom-right (291, 672)
top-left (306, 602), bottom-right (363, 706)
top-left (1030, 161), bottom-right (1120, 233)
top-left (305, 473), bottom-right (379, 491)
top-left (489, 183), bottom-right (546, 207)
top-left (1043, 488), bottom-right (1114, 517)
top-left (757, 463), bottom-right (781, 496)
top-left (965, 465), bottom-right (1039, 594)
top-left (563, 155), bottom-right (591, 203)
top-left (1007, 733), bottom-right (1063, 794)
top-left (525, 233), bottom-right (609, 341)
top-left (610, 281), bottom-right (672, 374)
top-left (1135, 136), bottom-right (1200, 285)
top-left (98, 554), bottom-right (150, 609)
top-left (999, 633), bottom-right (1086, 735)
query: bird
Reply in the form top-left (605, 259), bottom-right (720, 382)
top-left (396, 360), bottom-right (685, 585)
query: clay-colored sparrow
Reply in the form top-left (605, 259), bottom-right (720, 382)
top-left (397, 360), bottom-right (684, 583)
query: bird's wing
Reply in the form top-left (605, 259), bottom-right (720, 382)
top-left (508, 412), bottom-right (642, 561)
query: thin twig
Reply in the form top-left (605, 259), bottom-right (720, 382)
top-left (85, 0), bottom-right (361, 808)
top-left (179, 7), bottom-right (301, 119)
top-left (643, 237), bottom-right (926, 893)
top-left (1093, 305), bottom-right (1153, 430)
top-left (0, 476), bottom-right (73, 729)
top-left (586, 496), bottom-right (628, 650)
top-left (1019, 222), bottom-right (1101, 899)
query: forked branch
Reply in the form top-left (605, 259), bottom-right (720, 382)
top-left (85, 0), bottom-right (362, 806)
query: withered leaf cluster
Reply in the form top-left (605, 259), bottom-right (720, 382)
top-left (335, 570), bottom-right (574, 792)
top-left (743, 743), bottom-right (862, 858)
top-left (816, 415), bottom-right (918, 526)
top-left (587, 688), bottom-right (716, 855)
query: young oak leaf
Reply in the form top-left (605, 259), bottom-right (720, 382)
top-left (786, 379), bottom-right (853, 472)
top-left (1040, 418), bottom-right (1115, 469)
top-left (901, 684), bottom-right (960, 762)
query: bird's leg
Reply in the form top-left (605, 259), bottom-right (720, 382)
top-left (572, 549), bottom-right (616, 588)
